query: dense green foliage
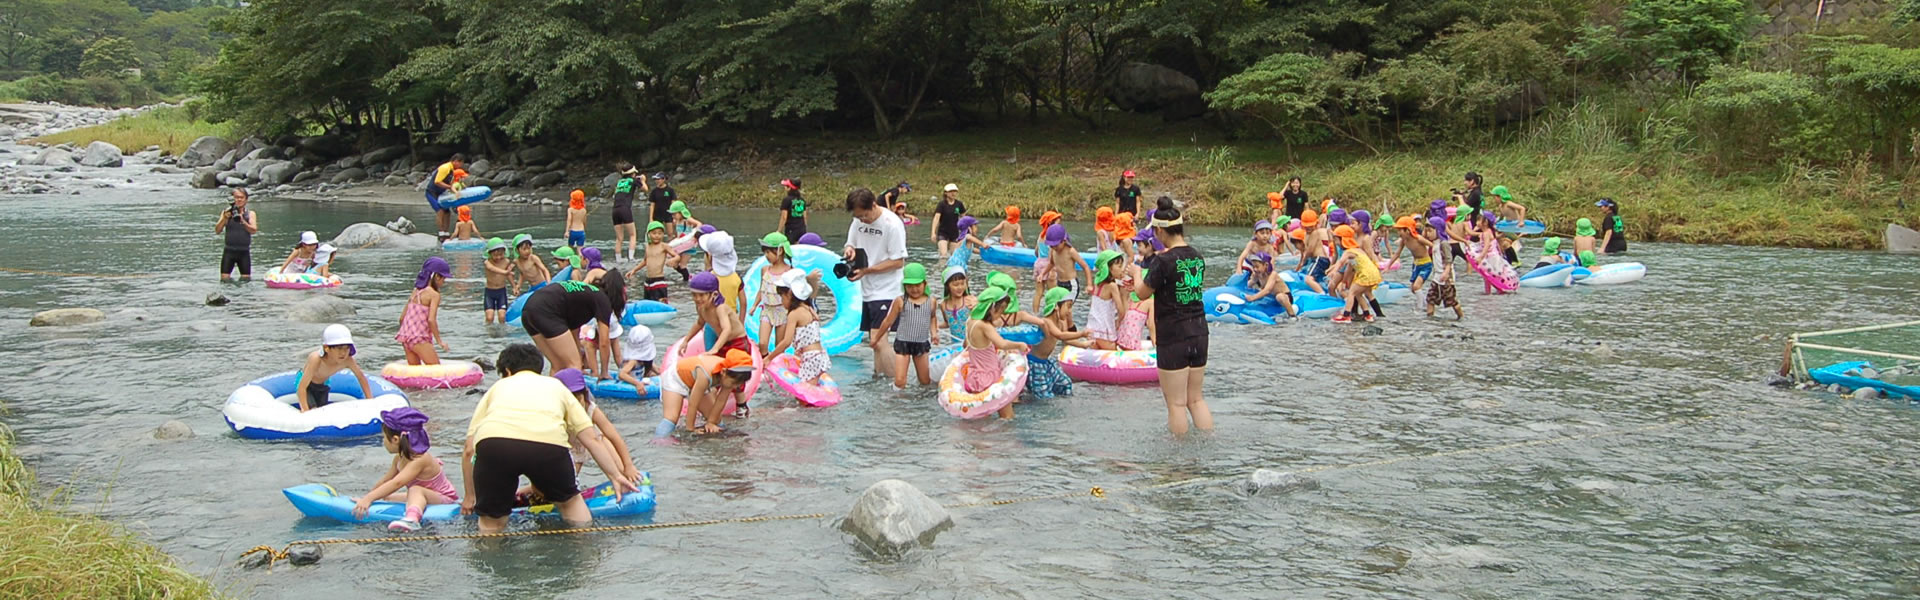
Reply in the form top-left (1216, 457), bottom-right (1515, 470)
top-left (0, 0), bottom-right (231, 105)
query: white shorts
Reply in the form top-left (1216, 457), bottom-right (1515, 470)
top-left (660, 371), bottom-right (691, 398)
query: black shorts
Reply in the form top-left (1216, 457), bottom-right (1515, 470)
top-left (611, 204), bottom-right (635, 226)
top-left (521, 295), bottom-right (573, 338)
top-left (644, 277), bottom-right (668, 301)
top-left (893, 340), bottom-right (930, 356)
top-left (861, 299), bottom-right (897, 332)
top-left (1157, 333), bottom-right (1209, 371)
top-left (485, 287), bottom-right (509, 310)
top-left (220, 248), bottom-right (251, 277)
top-left (937, 230), bottom-right (959, 243)
top-left (305, 381), bottom-right (331, 409)
top-left (471, 437), bottom-right (579, 519)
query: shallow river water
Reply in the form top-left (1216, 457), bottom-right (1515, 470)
top-left (3, 164), bottom-right (1920, 598)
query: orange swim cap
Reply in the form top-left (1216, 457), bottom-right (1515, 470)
top-left (1301, 209), bottom-right (1320, 228)
top-left (456, 205), bottom-right (472, 221)
top-left (1334, 224), bottom-right (1355, 238)
top-left (1289, 228), bottom-right (1306, 241)
top-left (1267, 192), bottom-right (1284, 209)
top-left (720, 349), bottom-right (753, 371)
top-left (1340, 236), bottom-right (1359, 250)
top-left (569, 189), bottom-right (586, 209)
top-left (1113, 213), bottom-right (1136, 240)
top-left (1394, 215), bottom-right (1415, 230)
top-left (1005, 205), bottom-right (1021, 222)
top-left (452, 169), bottom-right (468, 182)
top-left (1095, 206), bottom-right (1114, 231)
top-left (1040, 210), bottom-right (1062, 231)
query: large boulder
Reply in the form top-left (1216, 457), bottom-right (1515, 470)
top-left (491, 169), bottom-right (523, 187)
top-left (243, 158), bottom-right (279, 181)
top-left (1106, 62), bottom-right (1206, 121)
top-left (517, 146), bottom-right (556, 165)
top-left (526, 171), bottom-right (565, 188)
top-left (25, 147), bottom-right (76, 166)
top-left (153, 420), bottom-right (195, 440)
top-left (244, 146), bottom-right (280, 161)
top-left (466, 158), bottom-right (492, 177)
top-left (178, 136), bottom-right (233, 168)
top-left (361, 144), bottom-right (409, 166)
top-left (190, 167), bottom-right (221, 189)
top-left (79, 141), bottom-right (124, 167)
top-left (330, 222), bottom-right (439, 250)
top-left (297, 134), bottom-right (354, 159)
top-left (29, 307), bottom-right (106, 327)
top-left (218, 171), bottom-right (247, 187)
top-left (231, 137), bottom-right (267, 161)
top-left (286, 295), bottom-right (356, 324)
top-left (838, 479), bottom-right (953, 555)
top-left (212, 149), bottom-right (239, 171)
top-left (330, 167), bottom-right (367, 184)
top-left (259, 160), bottom-right (301, 185)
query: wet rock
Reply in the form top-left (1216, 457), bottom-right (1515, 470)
top-left (239, 550), bottom-right (271, 570)
top-left (1764, 373), bottom-right (1792, 388)
top-left (205, 292), bottom-right (230, 306)
top-left (1356, 543), bottom-right (1412, 574)
top-left (25, 147), bottom-right (76, 166)
top-left (1828, 384), bottom-right (1847, 394)
top-left (1855, 388), bottom-right (1882, 400)
top-left (78, 141), bottom-right (124, 168)
top-left (677, 148), bottom-right (701, 163)
top-left (839, 479), bottom-right (953, 555)
top-left (291, 171), bottom-right (320, 184)
top-left (212, 149), bottom-right (238, 171)
top-left (518, 146), bottom-right (556, 165)
top-left (384, 216), bottom-right (416, 234)
top-left (29, 307), bottom-right (105, 326)
top-left (154, 420), bottom-right (194, 440)
top-left (287, 545), bottom-right (322, 566)
top-left (332, 222), bottom-right (437, 250)
top-left (1588, 344), bottom-right (1616, 360)
top-left (1107, 62), bottom-right (1205, 120)
top-left (1859, 367), bottom-right (1880, 380)
top-left (491, 169), bottom-right (522, 187)
top-left (1243, 469), bottom-right (1319, 496)
top-left (1360, 325), bottom-right (1383, 336)
top-left (381, 173), bottom-right (407, 186)
top-left (470, 356), bottom-right (495, 373)
top-left (187, 320), bottom-right (226, 332)
top-left (330, 167), bottom-right (366, 184)
top-left (297, 134), bottom-right (353, 159)
top-left (259, 160), bottom-right (301, 185)
top-left (361, 144), bottom-right (409, 166)
top-left (287, 296), bottom-right (356, 323)
top-left (527, 171), bottom-right (565, 188)
top-left (466, 159), bottom-right (492, 177)
top-left (178, 136), bottom-right (233, 168)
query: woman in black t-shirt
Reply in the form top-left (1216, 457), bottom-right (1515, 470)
top-left (1282, 176), bottom-right (1308, 221)
top-left (1136, 196), bottom-right (1212, 436)
top-left (521, 271), bottom-right (626, 376)
top-left (1114, 170), bottom-right (1142, 219)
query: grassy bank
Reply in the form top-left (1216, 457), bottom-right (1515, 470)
top-left (0, 426), bottom-right (221, 600)
top-left (673, 116), bottom-right (1917, 249)
top-left (29, 105), bottom-right (233, 157)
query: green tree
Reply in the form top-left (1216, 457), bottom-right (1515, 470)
top-left (1821, 43), bottom-right (1920, 168)
top-left (203, 0), bottom-right (443, 135)
top-left (1206, 52), bottom-right (1380, 159)
top-left (1570, 0), bottom-right (1762, 85)
top-left (79, 35), bottom-right (139, 76)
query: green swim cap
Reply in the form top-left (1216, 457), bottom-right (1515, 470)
top-left (647, 221), bottom-right (665, 233)
top-left (987, 271), bottom-right (1016, 293)
top-left (1578, 249), bottom-right (1597, 267)
top-left (1575, 218), bottom-right (1596, 237)
top-left (972, 286), bottom-right (1010, 321)
top-left (1093, 249), bottom-right (1124, 285)
top-left (486, 237), bottom-right (507, 253)
top-left (1040, 286), bottom-right (1072, 316)
top-left (1542, 237), bottom-right (1561, 254)
top-left (759, 232), bottom-right (790, 250)
top-left (553, 246), bottom-right (582, 269)
top-left (510, 233), bottom-right (534, 258)
top-left (901, 262), bottom-right (927, 286)
top-left (669, 201), bottom-right (691, 216)
top-left (1491, 185), bottom-right (1511, 200)
top-left (1373, 212), bottom-right (1393, 229)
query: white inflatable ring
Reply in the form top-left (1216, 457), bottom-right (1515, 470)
top-left (223, 371), bottom-right (409, 440)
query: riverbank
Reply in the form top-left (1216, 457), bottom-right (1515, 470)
top-left (0, 428), bottom-right (220, 599)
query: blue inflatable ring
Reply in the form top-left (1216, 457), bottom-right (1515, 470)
top-left (741, 245), bottom-right (864, 356)
top-left (222, 371), bottom-right (409, 440)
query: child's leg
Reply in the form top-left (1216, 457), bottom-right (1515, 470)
top-left (403, 485), bottom-right (453, 521)
top-left (914, 353), bottom-right (932, 385)
top-left (893, 352), bottom-right (910, 388)
top-left (403, 343), bottom-right (421, 365)
top-left (410, 342), bottom-right (441, 365)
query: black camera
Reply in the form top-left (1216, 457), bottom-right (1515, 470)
top-left (833, 249), bottom-right (869, 279)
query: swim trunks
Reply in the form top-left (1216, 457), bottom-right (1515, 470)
top-left (567, 230), bottom-right (586, 247)
top-left (485, 287), bottom-right (509, 311)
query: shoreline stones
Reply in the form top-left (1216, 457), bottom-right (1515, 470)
top-left (839, 479), bottom-right (953, 556)
top-left (29, 307), bottom-right (105, 327)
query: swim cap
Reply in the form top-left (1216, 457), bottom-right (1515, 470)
top-left (1286, 218), bottom-right (1301, 232)
top-left (1393, 216), bottom-right (1416, 230)
top-left (760, 232), bottom-right (790, 255)
top-left (570, 189), bottom-right (586, 204)
top-left (581, 247), bottom-right (603, 270)
top-left (690, 271), bottom-right (719, 293)
top-left (1428, 216), bottom-right (1450, 240)
top-left (697, 224), bottom-right (717, 236)
top-left (457, 205), bottom-right (472, 221)
top-left (451, 169), bottom-right (468, 183)
top-left (1094, 249), bottom-right (1124, 284)
top-left (1113, 213), bottom-right (1136, 240)
top-left (1289, 228), bottom-right (1306, 241)
top-left (1301, 209), bottom-right (1319, 228)
top-left (1339, 236), bottom-right (1359, 250)
top-left (669, 201), bottom-right (691, 216)
top-left (1543, 237), bottom-right (1562, 254)
top-left (1045, 224), bottom-right (1069, 246)
top-left (1327, 209), bottom-right (1348, 225)
top-left (1039, 210), bottom-right (1062, 231)
top-left (1040, 286), bottom-right (1072, 316)
top-left (797, 232), bottom-right (826, 247)
top-left (1333, 224), bottom-right (1355, 239)
top-left (554, 368), bottom-right (589, 394)
top-left (1351, 210), bottom-right (1372, 235)
top-left (720, 349), bottom-right (753, 372)
top-left (987, 271), bottom-right (1016, 294)
top-left (1005, 206), bottom-right (1021, 222)
top-left (415, 256), bottom-right (451, 289)
top-left (775, 269), bottom-right (813, 301)
top-left (957, 215), bottom-right (979, 235)
top-left (1095, 207), bottom-right (1115, 232)
top-left (901, 262), bottom-right (927, 286)
top-left (972, 286), bottom-right (1011, 321)
top-left (1267, 192), bottom-right (1284, 209)
top-left (943, 265), bottom-right (967, 284)
top-left (1254, 220), bottom-right (1274, 233)
top-left (511, 233), bottom-right (534, 258)
top-left (647, 221), bottom-right (665, 233)
top-left (1575, 218), bottom-right (1597, 237)
top-left (1374, 212), bottom-right (1393, 229)
top-left (380, 407), bottom-right (431, 455)
top-left (486, 237), bottom-right (507, 253)
top-left (1491, 185), bottom-right (1511, 200)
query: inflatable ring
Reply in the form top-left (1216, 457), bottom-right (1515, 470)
top-left (936, 350), bottom-right (1028, 419)
top-left (264, 267), bottom-right (342, 290)
top-left (440, 238), bottom-right (487, 251)
top-left (660, 336), bottom-right (763, 416)
top-left (668, 232), bottom-right (701, 255)
top-left (223, 371), bottom-right (408, 440)
top-left (927, 324), bottom-right (1040, 365)
top-left (1495, 219), bottom-right (1546, 235)
top-left (1519, 263), bottom-right (1575, 288)
top-left (621, 300), bottom-right (677, 328)
top-left (979, 245), bottom-right (1100, 269)
top-left (740, 245), bottom-right (864, 356)
top-left (282, 475), bottom-right (655, 524)
top-left (586, 374), bottom-right (660, 400)
top-left (1577, 262), bottom-right (1645, 285)
top-left (505, 266), bottom-right (573, 329)
top-left (1059, 343), bottom-right (1158, 384)
top-left (437, 185), bottom-right (494, 208)
top-left (380, 360), bottom-right (484, 389)
top-left (766, 353), bottom-right (842, 407)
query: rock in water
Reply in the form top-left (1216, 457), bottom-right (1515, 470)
top-left (1105, 62), bottom-right (1205, 120)
top-left (527, 171), bottom-right (565, 188)
top-left (331, 222), bottom-right (437, 250)
top-left (469, 356), bottom-right (495, 373)
top-left (205, 292), bottom-right (230, 306)
top-left (1360, 325), bottom-right (1384, 336)
top-left (259, 160), bottom-right (301, 185)
top-left (1859, 367), bottom-right (1880, 380)
top-left (79, 141), bottom-right (123, 167)
top-left (154, 420), bottom-right (194, 440)
top-left (178, 136), bottom-right (233, 168)
top-left (1856, 388), bottom-right (1882, 400)
top-left (287, 545), bottom-right (322, 566)
top-left (839, 479), bottom-right (953, 555)
top-left (329, 167), bottom-right (366, 184)
top-left (1764, 373), bottom-right (1792, 388)
top-left (187, 320), bottom-right (226, 332)
top-left (29, 308), bottom-right (106, 326)
top-left (25, 147), bottom-right (75, 166)
top-left (190, 167), bottom-right (220, 189)
top-left (287, 296), bottom-right (356, 323)
top-left (1243, 469), bottom-right (1319, 496)
top-left (1588, 344), bottom-right (1617, 359)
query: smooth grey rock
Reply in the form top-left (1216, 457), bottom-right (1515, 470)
top-left (1588, 344), bottom-right (1616, 360)
top-left (286, 295), bottom-right (356, 323)
top-left (219, 172), bottom-right (247, 187)
top-left (1107, 62), bottom-right (1206, 120)
top-left (132, 148), bottom-right (163, 162)
top-left (154, 420), bottom-right (194, 440)
top-left (179, 136), bottom-right (232, 168)
top-left (839, 479), bottom-right (953, 555)
top-left (259, 160), bottom-right (301, 185)
top-left (29, 307), bottom-right (106, 326)
top-left (384, 216), bottom-right (416, 234)
top-left (212, 149), bottom-right (238, 171)
top-left (382, 174), bottom-right (407, 186)
top-left (1828, 384), bottom-right (1848, 394)
top-left (466, 159), bottom-right (492, 177)
top-left (527, 171), bottom-right (565, 188)
top-left (676, 148), bottom-right (700, 163)
top-left (600, 171), bottom-right (621, 191)
top-left (1764, 373), bottom-right (1792, 388)
top-left (244, 146), bottom-right (277, 161)
top-left (26, 147), bottom-right (75, 166)
top-left (232, 158), bottom-right (260, 178)
top-left (291, 171), bottom-right (319, 184)
top-left (638, 149), bottom-right (663, 168)
top-left (330, 167), bottom-right (367, 184)
top-left (330, 222), bottom-right (438, 250)
top-left (190, 167), bottom-right (220, 189)
top-left (361, 144), bottom-right (409, 166)
top-left (297, 134), bottom-right (353, 158)
top-left (1360, 325), bottom-right (1384, 336)
top-left (1859, 367), bottom-right (1881, 380)
top-left (517, 146), bottom-right (556, 165)
top-left (1856, 387), bottom-right (1882, 400)
top-left (333, 155), bottom-right (361, 169)
top-left (287, 545), bottom-right (322, 566)
top-left (491, 169), bottom-right (522, 187)
top-left (1244, 468), bottom-right (1319, 496)
top-left (114, 308), bottom-right (152, 322)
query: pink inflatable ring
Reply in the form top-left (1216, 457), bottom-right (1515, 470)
top-left (936, 350), bottom-right (1028, 419)
top-left (766, 353), bottom-right (842, 407)
top-left (380, 360), bottom-right (484, 390)
top-left (1058, 343), bottom-right (1158, 384)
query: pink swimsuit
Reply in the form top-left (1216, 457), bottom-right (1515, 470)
top-left (1116, 306), bottom-right (1149, 351)
top-left (962, 348), bottom-right (1001, 393)
top-left (409, 456), bottom-right (460, 501)
top-left (394, 290), bottom-right (434, 345)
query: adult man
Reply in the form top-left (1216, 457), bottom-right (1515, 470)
top-left (843, 187), bottom-right (909, 380)
top-left (214, 188), bottom-right (258, 281)
top-left (878, 181), bottom-right (910, 209)
top-left (648, 172), bottom-right (677, 226)
top-left (930, 183), bottom-right (966, 259)
top-left (427, 154), bottom-right (465, 241)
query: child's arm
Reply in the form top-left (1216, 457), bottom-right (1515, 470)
top-left (591, 406), bottom-right (640, 483)
top-left (1073, 252), bottom-right (1094, 292)
top-left (485, 260), bottom-right (512, 276)
top-left (571, 428), bottom-right (641, 494)
top-left (295, 353), bottom-right (321, 411)
top-left (355, 455), bottom-right (431, 518)
top-left (875, 298), bottom-right (905, 338)
top-left (767, 309), bottom-right (798, 358)
top-left (347, 357), bottom-right (372, 404)
top-left (425, 292), bottom-right (448, 352)
top-left (1235, 241), bottom-right (1254, 271)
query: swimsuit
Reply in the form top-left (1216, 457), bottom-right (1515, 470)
top-left (567, 230), bottom-right (586, 246)
top-left (394, 290), bottom-right (434, 346)
top-left (1116, 305), bottom-right (1149, 351)
top-left (758, 273), bottom-right (788, 330)
top-left (644, 276), bottom-right (669, 301)
top-left (962, 347), bottom-right (1000, 394)
top-left (408, 456), bottom-right (461, 501)
top-left (793, 320), bottom-right (832, 382)
top-left (944, 305), bottom-right (969, 342)
top-left (1351, 252), bottom-right (1382, 288)
top-left (1410, 255), bottom-right (1433, 283)
top-left (485, 287), bottom-right (509, 311)
top-left (1025, 355), bottom-right (1073, 399)
top-left (303, 376), bottom-right (331, 409)
top-left (1087, 286), bottom-right (1118, 341)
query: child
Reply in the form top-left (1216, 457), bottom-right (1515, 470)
top-left (984, 206), bottom-right (1024, 247)
top-left (278, 231), bottom-right (320, 274)
top-left (612, 164), bottom-right (643, 261)
top-left (396, 257), bottom-right (451, 365)
top-left (1328, 225), bottom-right (1381, 323)
top-left (295, 324), bottom-right (372, 412)
top-left (1293, 210), bottom-right (1332, 294)
top-left (1573, 218), bottom-right (1598, 267)
top-left (616, 320), bottom-right (659, 389)
top-left (453, 206), bottom-right (481, 240)
top-left (1491, 185), bottom-right (1527, 224)
top-left (1476, 231), bottom-right (1519, 294)
top-left (1094, 206), bottom-right (1117, 251)
top-left (1267, 192), bottom-right (1287, 227)
top-left (1236, 221), bottom-right (1276, 275)
top-left (1115, 291), bottom-right (1155, 351)
top-left (580, 247), bottom-right (608, 285)
top-left (1037, 224), bottom-right (1092, 312)
top-left (1112, 212), bottom-right (1137, 260)
top-left (510, 233), bottom-right (551, 295)
top-left (937, 266), bottom-right (974, 343)
top-left (962, 287), bottom-right (1031, 419)
top-left (565, 189), bottom-right (588, 249)
top-left (755, 233), bottom-right (796, 351)
top-left (679, 272), bottom-right (750, 358)
top-left (946, 215), bottom-right (988, 270)
top-left (549, 368), bottom-right (641, 489)
top-left (1391, 216), bottom-right (1436, 307)
top-left (625, 222), bottom-right (677, 300)
top-left (892, 200), bottom-right (918, 224)
top-left (311, 243), bottom-right (337, 278)
top-left (1240, 254), bottom-right (1298, 318)
top-left (482, 238), bottom-right (513, 324)
top-left (1535, 237), bottom-right (1567, 269)
top-left (768, 269), bottom-right (832, 392)
top-left (880, 263), bottom-right (938, 387)
top-left (552, 246), bottom-right (584, 280)
top-left (1425, 216), bottom-right (1463, 319)
top-left (658, 349), bottom-right (754, 436)
top-left (1023, 287), bottom-right (1090, 399)
top-left (668, 201), bottom-right (702, 235)
top-left (1596, 198), bottom-right (1627, 255)
top-left (1086, 250), bottom-right (1131, 349)
top-left (353, 407), bottom-right (459, 532)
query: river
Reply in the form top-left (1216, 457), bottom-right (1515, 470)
top-left (3, 156), bottom-right (1919, 598)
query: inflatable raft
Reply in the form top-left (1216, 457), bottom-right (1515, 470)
top-left (1809, 361), bottom-right (1919, 401)
top-left (283, 476), bottom-right (655, 524)
top-left (264, 267), bottom-right (342, 290)
top-left (1058, 344), bottom-right (1158, 384)
top-left (505, 266), bottom-right (573, 329)
top-left (765, 353), bottom-right (843, 407)
top-left (223, 371), bottom-right (409, 440)
top-left (1519, 263), bottom-right (1576, 288)
top-left (380, 360), bottom-right (484, 390)
top-left (1578, 262), bottom-right (1645, 285)
top-left (978, 244), bottom-right (1101, 269)
top-left (740, 245), bottom-right (865, 356)
top-left (436, 185), bottom-right (494, 208)
top-left (1496, 219), bottom-right (1546, 235)
top-left (440, 238), bottom-right (487, 251)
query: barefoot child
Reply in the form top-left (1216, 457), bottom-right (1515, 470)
top-left (353, 407), bottom-right (459, 532)
top-left (1573, 218), bottom-right (1599, 267)
top-left (1024, 287), bottom-right (1091, 399)
top-left (679, 272), bottom-right (750, 358)
top-left (624, 222), bottom-right (676, 301)
top-left (947, 215), bottom-right (988, 269)
top-left (962, 287), bottom-right (1031, 419)
top-left (1425, 216), bottom-right (1463, 320)
top-left (754, 233), bottom-right (796, 351)
top-left (483, 238), bottom-right (512, 324)
top-left (616, 319), bottom-right (658, 386)
top-left (396, 257), bottom-right (451, 364)
top-left (565, 189), bottom-right (588, 249)
top-left (311, 243), bottom-right (336, 278)
top-left (1535, 237), bottom-right (1568, 269)
top-left (453, 206), bottom-right (481, 240)
top-left (548, 369), bottom-right (641, 488)
top-left (657, 349), bottom-right (754, 436)
top-left (580, 247), bottom-right (608, 285)
top-left (1293, 211), bottom-right (1333, 294)
top-left (295, 324), bottom-right (372, 412)
top-left (1037, 224), bottom-right (1092, 312)
top-left (1391, 216), bottom-right (1435, 307)
top-left (1087, 250), bottom-right (1132, 349)
top-left (880, 263), bottom-right (938, 387)
top-left (768, 270), bottom-right (832, 389)
top-left (983, 206), bottom-right (1024, 247)
top-left (1236, 221), bottom-right (1276, 275)
top-left (1240, 254), bottom-right (1298, 318)
top-left (1329, 226), bottom-right (1381, 323)
top-left (1094, 206), bottom-right (1117, 251)
top-left (510, 234), bottom-right (552, 295)
top-left (1112, 212), bottom-right (1137, 260)
top-left (937, 266), bottom-right (974, 343)
top-left (278, 231), bottom-right (320, 274)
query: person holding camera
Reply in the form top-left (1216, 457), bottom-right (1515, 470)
top-left (843, 187), bottom-right (909, 380)
top-left (214, 188), bottom-right (259, 281)
top-left (1461, 171), bottom-right (1484, 215)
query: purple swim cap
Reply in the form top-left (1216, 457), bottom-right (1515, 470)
top-left (415, 256), bottom-right (450, 289)
top-left (554, 368), bottom-right (589, 393)
top-left (1327, 209), bottom-right (1348, 225)
top-left (581, 247), bottom-right (603, 269)
top-left (380, 407), bottom-right (432, 455)
top-left (1351, 210), bottom-right (1372, 235)
top-left (797, 232), bottom-right (825, 247)
top-left (690, 271), bottom-right (719, 293)
top-left (1428, 216), bottom-right (1449, 240)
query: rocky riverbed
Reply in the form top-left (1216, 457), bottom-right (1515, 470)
top-left (0, 102), bottom-right (187, 195)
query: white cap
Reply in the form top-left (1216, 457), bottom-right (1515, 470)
top-left (314, 243), bottom-right (336, 261)
top-left (299, 231), bottom-right (319, 245)
top-left (320, 324), bottom-right (356, 355)
top-left (777, 269), bottom-right (813, 301)
top-left (943, 183), bottom-right (959, 193)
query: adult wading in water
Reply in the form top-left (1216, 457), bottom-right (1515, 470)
top-left (427, 154), bottom-right (466, 242)
top-left (520, 270), bottom-right (627, 376)
top-left (1135, 196), bottom-right (1212, 436)
top-left (214, 188), bottom-right (258, 281)
top-left (931, 183), bottom-right (966, 260)
top-left (462, 344), bottom-right (640, 533)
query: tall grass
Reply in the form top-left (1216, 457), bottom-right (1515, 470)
top-left (0, 426), bottom-right (223, 600)
top-left (29, 106), bottom-right (234, 156)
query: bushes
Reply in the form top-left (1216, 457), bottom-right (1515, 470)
top-left (0, 74), bottom-right (159, 107)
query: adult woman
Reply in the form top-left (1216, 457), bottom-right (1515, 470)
top-left (520, 269), bottom-right (626, 376)
top-left (462, 344), bottom-right (640, 533)
top-left (214, 188), bottom-right (258, 281)
top-left (1134, 196), bottom-right (1212, 436)
top-left (777, 178), bottom-right (808, 242)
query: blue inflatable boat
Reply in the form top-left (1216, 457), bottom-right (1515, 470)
top-left (283, 476), bottom-right (656, 524)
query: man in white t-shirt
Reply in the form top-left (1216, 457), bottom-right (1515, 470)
top-left (697, 227), bottom-right (743, 313)
top-left (842, 187), bottom-right (908, 378)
